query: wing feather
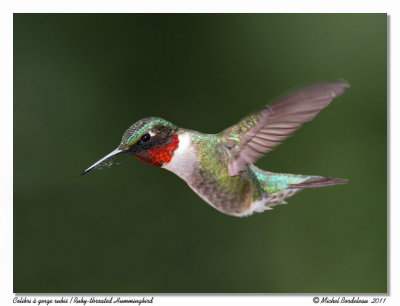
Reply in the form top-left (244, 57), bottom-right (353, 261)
top-left (223, 80), bottom-right (349, 176)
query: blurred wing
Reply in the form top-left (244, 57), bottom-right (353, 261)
top-left (222, 80), bottom-right (349, 176)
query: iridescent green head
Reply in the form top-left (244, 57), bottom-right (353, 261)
top-left (81, 117), bottom-right (178, 175)
top-left (118, 117), bottom-right (177, 150)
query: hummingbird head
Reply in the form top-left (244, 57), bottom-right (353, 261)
top-left (82, 117), bottom-right (179, 175)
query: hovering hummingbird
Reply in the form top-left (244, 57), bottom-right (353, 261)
top-left (82, 81), bottom-right (349, 217)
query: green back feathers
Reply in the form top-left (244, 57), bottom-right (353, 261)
top-left (219, 112), bottom-right (260, 150)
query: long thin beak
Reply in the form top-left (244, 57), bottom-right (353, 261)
top-left (81, 148), bottom-right (125, 176)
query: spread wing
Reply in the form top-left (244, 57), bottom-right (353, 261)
top-left (220, 80), bottom-right (350, 176)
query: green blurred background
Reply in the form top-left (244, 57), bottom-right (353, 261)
top-left (13, 14), bottom-right (387, 293)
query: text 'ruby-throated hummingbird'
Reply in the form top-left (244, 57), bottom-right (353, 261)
top-left (82, 81), bottom-right (349, 217)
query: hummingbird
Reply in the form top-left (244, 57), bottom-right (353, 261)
top-left (82, 81), bottom-right (349, 217)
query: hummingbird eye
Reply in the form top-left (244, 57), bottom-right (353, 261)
top-left (140, 133), bottom-right (151, 143)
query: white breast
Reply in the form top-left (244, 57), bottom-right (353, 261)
top-left (162, 132), bottom-right (197, 182)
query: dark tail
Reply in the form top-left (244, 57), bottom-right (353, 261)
top-left (288, 176), bottom-right (348, 189)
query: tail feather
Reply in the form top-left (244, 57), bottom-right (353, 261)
top-left (248, 165), bottom-right (347, 195)
top-left (288, 176), bottom-right (348, 188)
top-left (247, 166), bottom-right (347, 213)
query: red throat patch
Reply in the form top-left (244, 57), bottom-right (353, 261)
top-left (133, 133), bottom-right (179, 167)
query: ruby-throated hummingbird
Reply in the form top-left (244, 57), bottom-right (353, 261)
top-left (82, 81), bottom-right (349, 217)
